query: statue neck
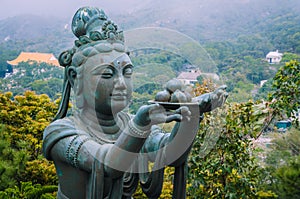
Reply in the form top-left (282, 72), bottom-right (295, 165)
top-left (78, 108), bottom-right (120, 134)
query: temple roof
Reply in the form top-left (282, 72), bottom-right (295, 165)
top-left (266, 50), bottom-right (283, 58)
top-left (7, 52), bottom-right (60, 66)
top-left (177, 71), bottom-right (202, 80)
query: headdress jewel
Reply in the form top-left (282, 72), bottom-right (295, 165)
top-left (72, 7), bottom-right (124, 48)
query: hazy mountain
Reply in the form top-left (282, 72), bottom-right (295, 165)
top-left (0, 0), bottom-right (299, 53)
top-left (0, 15), bottom-right (68, 40)
top-left (115, 0), bottom-right (300, 41)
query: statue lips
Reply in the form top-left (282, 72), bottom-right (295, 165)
top-left (110, 92), bottom-right (127, 100)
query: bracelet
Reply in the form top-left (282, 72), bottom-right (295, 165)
top-left (127, 120), bottom-right (150, 138)
top-left (66, 135), bottom-right (90, 168)
top-left (66, 135), bottom-right (79, 164)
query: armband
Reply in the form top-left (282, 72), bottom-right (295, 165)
top-left (127, 120), bottom-right (151, 138)
top-left (66, 135), bottom-right (90, 168)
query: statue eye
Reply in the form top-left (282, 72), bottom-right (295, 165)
top-left (123, 66), bottom-right (133, 77)
top-left (101, 68), bottom-right (114, 78)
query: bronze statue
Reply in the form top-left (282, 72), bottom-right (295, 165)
top-left (43, 7), bottom-right (227, 199)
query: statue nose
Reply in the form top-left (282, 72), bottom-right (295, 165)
top-left (114, 76), bottom-right (126, 89)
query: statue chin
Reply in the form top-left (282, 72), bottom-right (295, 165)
top-left (111, 100), bottom-right (128, 113)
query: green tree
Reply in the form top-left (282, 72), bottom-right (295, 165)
top-left (256, 79), bottom-right (273, 100)
top-left (261, 128), bottom-right (300, 199)
top-left (0, 91), bottom-right (58, 194)
top-left (269, 60), bottom-right (300, 127)
top-left (281, 53), bottom-right (300, 63)
top-left (187, 101), bottom-right (276, 198)
top-left (0, 181), bottom-right (57, 199)
top-left (272, 155), bottom-right (300, 199)
top-left (187, 82), bottom-right (275, 198)
top-left (255, 60), bottom-right (300, 199)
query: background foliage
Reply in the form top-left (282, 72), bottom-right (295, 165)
top-left (0, 91), bottom-right (58, 198)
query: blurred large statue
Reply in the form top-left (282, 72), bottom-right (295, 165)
top-left (43, 7), bottom-right (227, 199)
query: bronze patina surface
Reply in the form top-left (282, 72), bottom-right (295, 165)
top-left (43, 6), bottom-right (227, 199)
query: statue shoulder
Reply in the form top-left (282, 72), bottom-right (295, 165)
top-left (43, 117), bottom-right (78, 139)
top-left (43, 117), bottom-right (89, 160)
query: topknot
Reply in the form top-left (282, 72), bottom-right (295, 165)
top-left (71, 6), bottom-right (124, 47)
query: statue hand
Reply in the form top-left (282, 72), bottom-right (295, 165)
top-left (192, 85), bottom-right (228, 113)
top-left (133, 104), bottom-right (191, 128)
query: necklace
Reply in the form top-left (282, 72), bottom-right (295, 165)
top-left (73, 111), bottom-right (131, 144)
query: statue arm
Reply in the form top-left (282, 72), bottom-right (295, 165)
top-left (103, 103), bottom-right (190, 178)
top-left (143, 115), bottom-right (200, 167)
top-left (43, 118), bottom-right (113, 173)
top-left (44, 103), bottom-right (190, 179)
top-left (143, 85), bottom-right (228, 167)
top-left (43, 117), bottom-right (152, 179)
top-left (49, 135), bottom-right (103, 172)
top-left (102, 119), bottom-right (151, 179)
top-left (192, 85), bottom-right (228, 114)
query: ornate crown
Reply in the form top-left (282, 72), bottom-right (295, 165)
top-left (58, 7), bottom-right (126, 67)
top-left (71, 7), bottom-right (124, 47)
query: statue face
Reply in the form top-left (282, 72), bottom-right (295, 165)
top-left (81, 51), bottom-right (133, 115)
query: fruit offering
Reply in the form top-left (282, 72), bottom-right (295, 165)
top-left (154, 79), bottom-right (194, 103)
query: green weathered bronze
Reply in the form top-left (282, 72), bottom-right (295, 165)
top-left (43, 6), bottom-right (228, 199)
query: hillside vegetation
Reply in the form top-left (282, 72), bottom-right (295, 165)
top-left (1, 1), bottom-right (300, 103)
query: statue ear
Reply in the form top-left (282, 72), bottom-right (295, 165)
top-left (67, 66), bottom-right (77, 87)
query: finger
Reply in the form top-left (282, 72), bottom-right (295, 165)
top-left (219, 85), bottom-right (227, 90)
top-left (148, 103), bottom-right (160, 109)
top-left (218, 92), bottom-right (228, 103)
top-left (165, 114), bottom-right (183, 123)
top-left (214, 85), bottom-right (227, 95)
top-left (175, 106), bottom-right (191, 115)
top-left (148, 103), bottom-right (163, 113)
top-left (216, 90), bottom-right (228, 99)
top-left (224, 92), bottom-right (229, 99)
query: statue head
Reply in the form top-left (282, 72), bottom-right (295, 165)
top-left (55, 7), bottom-right (133, 120)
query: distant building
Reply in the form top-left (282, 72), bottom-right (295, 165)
top-left (7, 52), bottom-right (60, 67)
top-left (266, 50), bottom-right (283, 64)
top-left (177, 69), bottom-right (202, 85)
top-left (276, 120), bottom-right (291, 132)
top-left (260, 80), bottom-right (268, 87)
top-left (177, 68), bottom-right (220, 85)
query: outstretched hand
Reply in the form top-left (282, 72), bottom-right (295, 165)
top-left (133, 104), bottom-right (191, 128)
top-left (210, 85), bottom-right (228, 110)
top-left (192, 85), bottom-right (228, 113)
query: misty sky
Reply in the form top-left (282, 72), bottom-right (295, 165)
top-left (2, 0), bottom-right (300, 21)
top-left (0, 0), bottom-right (151, 20)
